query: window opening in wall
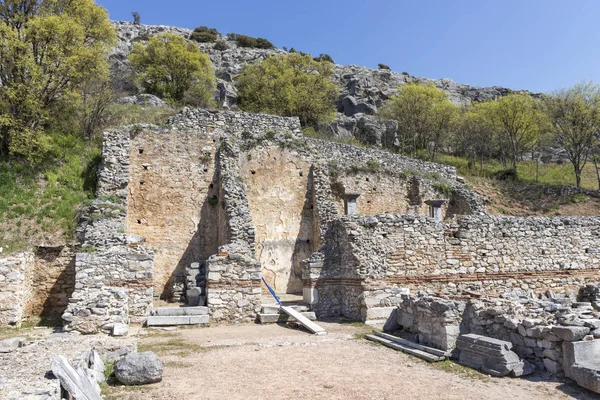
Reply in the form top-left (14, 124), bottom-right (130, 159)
top-left (425, 199), bottom-right (446, 222)
top-left (344, 192), bottom-right (361, 215)
top-left (140, 181), bottom-right (145, 186)
top-left (203, 168), bottom-right (209, 173)
top-left (251, 170), bottom-right (256, 175)
top-left (138, 149), bottom-right (144, 154)
top-left (137, 219), bottom-right (142, 224)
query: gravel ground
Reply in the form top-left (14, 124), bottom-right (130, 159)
top-left (101, 322), bottom-right (597, 400)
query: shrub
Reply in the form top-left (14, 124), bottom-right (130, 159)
top-left (314, 54), bottom-right (334, 63)
top-left (237, 53), bottom-right (338, 128)
top-left (190, 26), bottom-right (219, 43)
top-left (228, 33), bottom-right (274, 49)
top-left (129, 33), bottom-right (216, 106)
top-left (402, 71), bottom-right (410, 75)
top-left (213, 41), bottom-right (229, 51)
top-left (378, 63), bottom-right (391, 70)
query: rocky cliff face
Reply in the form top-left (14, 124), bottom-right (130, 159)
top-left (110, 22), bottom-right (534, 148)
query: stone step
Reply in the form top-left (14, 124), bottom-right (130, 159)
top-left (261, 304), bottom-right (309, 314)
top-left (374, 331), bottom-right (450, 358)
top-left (258, 311), bottom-right (317, 324)
top-left (152, 306), bottom-right (209, 317)
top-left (366, 335), bottom-right (445, 362)
top-left (147, 315), bottom-right (209, 326)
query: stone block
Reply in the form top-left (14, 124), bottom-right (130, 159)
top-left (147, 315), bottom-right (209, 326)
top-left (0, 337), bottom-right (25, 353)
top-left (563, 339), bottom-right (600, 393)
top-left (552, 326), bottom-right (590, 342)
top-left (365, 307), bottom-right (396, 321)
top-left (456, 334), bottom-right (531, 377)
top-left (154, 307), bottom-right (208, 316)
top-left (112, 324), bottom-right (129, 337)
top-left (544, 358), bottom-right (563, 375)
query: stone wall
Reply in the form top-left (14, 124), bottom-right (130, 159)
top-left (61, 128), bottom-right (155, 334)
top-left (127, 128), bottom-right (220, 300)
top-left (307, 214), bottom-right (600, 321)
top-left (25, 246), bottom-right (76, 321)
top-left (0, 253), bottom-right (33, 327)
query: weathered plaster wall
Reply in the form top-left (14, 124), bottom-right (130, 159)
top-left (24, 246), bottom-right (76, 321)
top-left (127, 130), bottom-right (220, 300)
top-left (242, 147), bottom-right (313, 294)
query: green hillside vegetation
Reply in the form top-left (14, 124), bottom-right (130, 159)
top-left (1, 1), bottom-right (599, 253)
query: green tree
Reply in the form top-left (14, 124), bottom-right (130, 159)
top-left (129, 33), bottom-right (216, 106)
top-left (483, 93), bottom-right (547, 175)
top-left (0, 0), bottom-right (115, 160)
top-left (545, 82), bottom-right (600, 188)
top-left (453, 103), bottom-right (495, 171)
top-left (381, 83), bottom-right (458, 161)
top-left (237, 53), bottom-right (338, 128)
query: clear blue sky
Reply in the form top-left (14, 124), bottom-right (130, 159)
top-left (96, 0), bottom-right (600, 93)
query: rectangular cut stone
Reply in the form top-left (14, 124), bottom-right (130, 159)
top-left (365, 307), bottom-right (396, 321)
top-left (258, 312), bottom-right (316, 324)
top-left (154, 307), bottom-right (208, 316)
top-left (147, 315), bottom-right (209, 326)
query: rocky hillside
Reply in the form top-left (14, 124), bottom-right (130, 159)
top-left (110, 21), bottom-right (536, 147)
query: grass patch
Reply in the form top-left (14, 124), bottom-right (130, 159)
top-left (0, 133), bottom-right (101, 252)
top-left (104, 104), bottom-right (180, 127)
top-left (437, 153), bottom-right (600, 190)
top-left (138, 338), bottom-right (206, 358)
top-left (432, 359), bottom-right (490, 381)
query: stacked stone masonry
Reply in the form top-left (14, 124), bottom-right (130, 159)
top-left (391, 293), bottom-right (600, 382)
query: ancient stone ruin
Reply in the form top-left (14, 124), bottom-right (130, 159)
top-left (2, 108), bottom-right (600, 393)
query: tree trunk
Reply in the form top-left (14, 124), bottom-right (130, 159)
top-left (593, 157), bottom-right (600, 191)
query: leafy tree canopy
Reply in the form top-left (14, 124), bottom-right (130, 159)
top-left (237, 53), bottom-right (338, 128)
top-left (0, 0), bottom-right (115, 161)
top-left (129, 32), bottom-right (216, 107)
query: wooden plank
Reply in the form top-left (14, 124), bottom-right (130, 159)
top-left (374, 331), bottom-right (450, 357)
top-left (280, 306), bottom-right (327, 335)
top-left (365, 335), bottom-right (444, 363)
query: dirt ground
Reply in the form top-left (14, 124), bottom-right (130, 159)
top-left (102, 321), bottom-right (597, 400)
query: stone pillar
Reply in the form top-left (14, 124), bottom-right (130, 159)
top-left (344, 193), bottom-right (361, 215)
top-left (425, 199), bottom-right (446, 222)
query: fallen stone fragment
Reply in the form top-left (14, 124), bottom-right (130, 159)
top-left (112, 323), bottom-right (129, 336)
top-left (456, 334), bottom-right (533, 377)
top-left (0, 337), bottom-right (25, 353)
top-left (551, 326), bottom-right (590, 342)
top-left (115, 352), bottom-right (163, 385)
top-left (51, 355), bottom-right (102, 400)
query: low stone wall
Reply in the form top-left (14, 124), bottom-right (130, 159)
top-left (0, 253), bottom-right (33, 327)
top-left (306, 214), bottom-right (600, 321)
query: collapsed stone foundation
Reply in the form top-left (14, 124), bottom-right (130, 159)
top-left (389, 292), bottom-right (600, 383)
